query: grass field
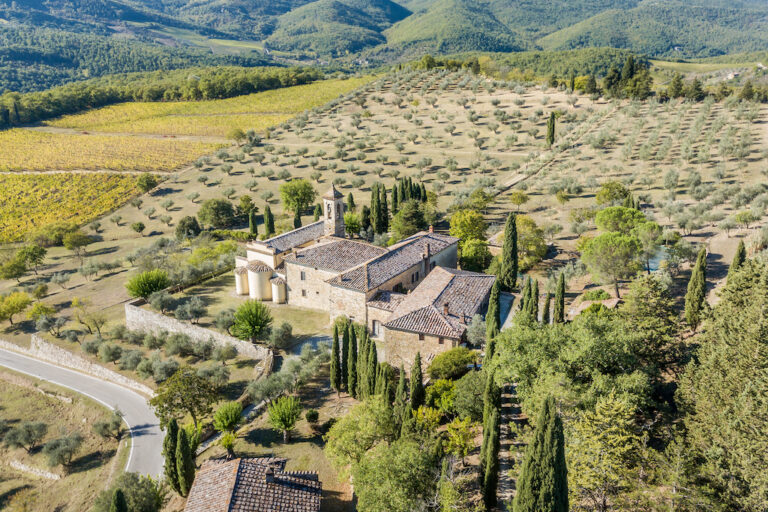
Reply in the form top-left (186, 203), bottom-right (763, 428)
top-left (650, 59), bottom-right (758, 73)
top-left (0, 370), bottom-right (125, 512)
top-left (45, 77), bottom-right (375, 138)
top-left (0, 129), bottom-right (223, 172)
top-left (0, 173), bottom-right (140, 242)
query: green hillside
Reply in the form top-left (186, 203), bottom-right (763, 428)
top-left (384, 0), bottom-right (530, 54)
top-left (539, 3), bottom-right (768, 58)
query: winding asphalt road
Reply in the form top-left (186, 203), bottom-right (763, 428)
top-left (0, 348), bottom-right (164, 477)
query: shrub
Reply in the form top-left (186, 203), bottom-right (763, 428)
top-left (427, 347), bottom-right (476, 381)
top-left (82, 338), bottom-right (102, 355)
top-left (267, 322), bottom-right (293, 350)
top-left (98, 343), bottom-right (122, 364)
top-left (175, 216), bottom-right (201, 240)
top-left (165, 333), bottom-right (192, 357)
top-left (197, 363), bottom-right (230, 388)
top-left (119, 350), bottom-right (144, 371)
top-left (582, 289), bottom-right (611, 301)
top-left (126, 270), bottom-right (171, 299)
top-left (143, 333), bottom-right (165, 349)
top-left (91, 472), bottom-right (166, 512)
top-left (43, 433), bottom-right (83, 469)
top-left (193, 339), bottom-right (215, 360)
top-left (306, 409), bottom-right (319, 424)
top-left (232, 300), bottom-right (273, 343)
top-left (452, 370), bottom-right (486, 421)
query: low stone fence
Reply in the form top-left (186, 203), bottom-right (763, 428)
top-left (10, 460), bottom-right (60, 480)
top-left (0, 336), bottom-right (154, 397)
top-left (125, 300), bottom-right (270, 361)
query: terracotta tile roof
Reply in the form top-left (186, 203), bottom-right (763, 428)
top-left (284, 239), bottom-right (387, 273)
top-left (235, 267), bottom-right (249, 275)
top-left (270, 276), bottom-right (286, 285)
top-left (252, 221), bottom-right (325, 254)
top-left (384, 267), bottom-right (495, 339)
top-left (327, 231), bottom-right (458, 292)
top-left (367, 290), bottom-right (407, 311)
top-left (247, 262), bottom-right (273, 273)
top-left (322, 185), bottom-right (343, 200)
top-left (184, 457), bottom-right (321, 512)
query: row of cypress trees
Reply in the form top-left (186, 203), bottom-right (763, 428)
top-left (329, 321), bottom-right (391, 400)
top-left (162, 419), bottom-right (196, 498)
top-left (480, 367), bottom-right (502, 509)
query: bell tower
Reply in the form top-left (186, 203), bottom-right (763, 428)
top-left (322, 185), bottom-right (345, 237)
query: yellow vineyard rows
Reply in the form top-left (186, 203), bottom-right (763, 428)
top-left (45, 76), bottom-right (375, 137)
top-left (0, 173), bottom-right (139, 242)
top-left (0, 130), bottom-right (223, 172)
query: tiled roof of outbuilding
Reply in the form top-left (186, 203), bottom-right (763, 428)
top-left (184, 457), bottom-right (321, 512)
top-left (367, 290), bottom-right (407, 311)
top-left (247, 262), bottom-right (273, 273)
top-left (252, 221), bottom-right (325, 254)
top-left (327, 231), bottom-right (458, 292)
top-left (284, 239), bottom-right (387, 273)
top-left (384, 267), bottom-right (495, 339)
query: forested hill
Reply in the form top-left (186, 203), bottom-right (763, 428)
top-left (3, 0), bottom-right (768, 92)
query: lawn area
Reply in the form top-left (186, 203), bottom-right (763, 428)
top-left (650, 59), bottom-right (755, 73)
top-left (199, 366), bottom-right (357, 512)
top-left (0, 369), bottom-right (127, 512)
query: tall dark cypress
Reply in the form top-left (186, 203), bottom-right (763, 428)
top-left (380, 185), bottom-right (389, 231)
top-left (176, 428), bottom-right (195, 497)
top-left (330, 324), bottom-right (341, 396)
top-left (249, 211), bottom-right (258, 237)
top-left (163, 419), bottom-right (181, 494)
top-left (520, 277), bottom-right (531, 313)
top-left (546, 112), bottom-right (556, 147)
top-left (483, 408), bottom-right (500, 510)
top-left (293, 209), bottom-right (302, 229)
top-left (391, 185), bottom-right (399, 214)
top-left (398, 179), bottom-right (406, 204)
top-left (341, 323), bottom-right (350, 391)
top-left (357, 329), bottom-right (368, 397)
top-left (542, 293), bottom-right (551, 325)
top-left (410, 352), bottom-right (425, 410)
top-left (367, 340), bottom-right (377, 397)
top-left (420, 183), bottom-right (427, 202)
top-left (486, 280), bottom-right (501, 341)
top-left (347, 324), bottom-right (358, 398)
top-left (109, 489), bottom-right (128, 512)
top-left (529, 280), bottom-right (539, 319)
top-left (371, 185), bottom-right (382, 234)
top-left (481, 368), bottom-right (499, 468)
top-left (347, 192), bottom-right (355, 212)
top-left (314, 203), bottom-right (322, 221)
top-left (553, 273), bottom-right (565, 324)
top-left (264, 205), bottom-right (275, 237)
top-left (729, 240), bottom-right (746, 279)
top-left (394, 365), bottom-right (408, 433)
top-left (499, 213), bottom-right (518, 291)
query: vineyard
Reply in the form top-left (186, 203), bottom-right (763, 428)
top-left (0, 130), bottom-right (223, 172)
top-left (44, 77), bottom-right (375, 137)
top-left (0, 173), bottom-right (139, 242)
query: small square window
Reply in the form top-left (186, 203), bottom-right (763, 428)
top-left (300, 271), bottom-right (306, 281)
top-left (301, 289), bottom-right (307, 297)
top-left (439, 337), bottom-right (444, 344)
top-left (418, 334), bottom-right (425, 341)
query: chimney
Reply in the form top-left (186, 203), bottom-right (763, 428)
top-left (265, 467), bottom-right (275, 484)
top-left (429, 225), bottom-right (434, 233)
top-left (443, 302), bottom-right (449, 315)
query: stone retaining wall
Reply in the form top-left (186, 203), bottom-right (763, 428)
top-left (125, 300), bottom-right (269, 361)
top-left (0, 336), bottom-right (153, 396)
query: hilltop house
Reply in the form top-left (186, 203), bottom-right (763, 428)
top-left (233, 185), bottom-right (496, 371)
top-left (184, 457), bottom-right (321, 512)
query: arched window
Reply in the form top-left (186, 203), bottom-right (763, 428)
top-left (326, 203), bottom-right (332, 219)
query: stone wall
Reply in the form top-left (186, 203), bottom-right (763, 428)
top-left (328, 286), bottom-right (368, 324)
top-left (125, 300), bottom-right (269, 361)
top-left (0, 336), bottom-right (154, 396)
top-left (378, 328), bottom-right (459, 373)
top-left (285, 263), bottom-right (336, 311)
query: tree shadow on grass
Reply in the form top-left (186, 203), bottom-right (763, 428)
top-left (321, 488), bottom-right (355, 512)
top-left (68, 448), bottom-right (116, 474)
top-left (0, 485), bottom-right (33, 509)
top-left (244, 426), bottom-right (280, 448)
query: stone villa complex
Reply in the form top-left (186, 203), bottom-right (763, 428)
top-left (234, 186), bottom-right (496, 369)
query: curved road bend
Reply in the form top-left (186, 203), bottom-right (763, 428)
top-left (0, 348), bottom-right (164, 477)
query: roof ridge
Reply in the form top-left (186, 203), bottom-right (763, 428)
top-left (227, 458), bottom-right (244, 512)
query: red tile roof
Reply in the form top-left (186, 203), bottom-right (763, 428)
top-left (284, 239), bottom-right (387, 273)
top-left (184, 457), bottom-right (321, 512)
top-left (251, 221), bottom-right (325, 254)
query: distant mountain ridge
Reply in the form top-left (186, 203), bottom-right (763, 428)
top-left (1, 0), bottom-right (767, 92)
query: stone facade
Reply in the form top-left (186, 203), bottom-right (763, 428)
top-left (378, 329), bottom-right (460, 373)
top-left (285, 264), bottom-right (337, 310)
top-left (328, 286), bottom-right (369, 325)
top-left (125, 300), bottom-right (269, 361)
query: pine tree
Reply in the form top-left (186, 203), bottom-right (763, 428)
top-left (546, 112), bottom-right (556, 147)
top-left (486, 280), bottom-right (501, 341)
top-left (249, 211), bottom-right (258, 237)
top-left (410, 352), bottom-right (425, 410)
top-left (483, 408), bottom-right (500, 510)
top-left (109, 489), bottom-right (128, 512)
top-left (729, 240), bottom-right (746, 279)
top-left (542, 293), bottom-right (551, 325)
top-left (293, 210), bottom-right (302, 229)
top-left (264, 205), bottom-right (275, 237)
top-left (330, 324), bottom-right (341, 396)
top-left (347, 324), bottom-right (358, 398)
top-left (341, 323), bottom-right (349, 391)
top-left (500, 213), bottom-right (518, 291)
top-left (514, 396), bottom-right (568, 512)
top-left (669, 72), bottom-right (684, 98)
top-left (176, 428), bottom-right (195, 497)
top-left (685, 247), bottom-right (707, 331)
top-left (553, 273), bottom-right (565, 323)
top-left (163, 419), bottom-right (180, 494)
top-left (380, 185), bottom-right (389, 231)
top-left (314, 203), bottom-right (322, 221)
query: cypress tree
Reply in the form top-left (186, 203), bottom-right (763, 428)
top-left (568, 73), bottom-right (576, 92)
top-left (347, 192), bottom-right (355, 212)
top-left (361, 205), bottom-right (371, 231)
top-left (109, 489), bottom-right (128, 512)
top-left (481, 369), bottom-right (499, 466)
top-left (347, 324), bottom-right (357, 398)
top-left (553, 273), bottom-right (565, 323)
top-left (371, 185), bottom-right (382, 234)
top-left (520, 277), bottom-right (531, 312)
top-left (410, 352), bottom-right (425, 410)
top-left (357, 329), bottom-right (369, 397)
top-left (398, 179), bottom-right (406, 204)
top-left (176, 428), bottom-right (195, 497)
top-left (483, 408), bottom-right (500, 510)
top-left (486, 280), bottom-right (501, 341)
top-left (264, 205), bottom-right (275, 237)
top-left (380, 185), bottom-right (389, 231)
top-left (546, 112), bottom-right (556, 147)
top-left (543, 403), bottom-right (569, 512)
top-left (729, 240), bottom-right (746, 279)
top-left (542, 293), bottom-right (551, 325)
top-left (330, 324), bottom-right (341, 396)
top-left (529, 280), bottom-right (539, 319)
top-left (341, 322), bottom-right (349, 390)
top-left (420, 183), bottom-right (427, 202)
top-left (391, 185), bottom-right (399, 214)
top-left (249, 211), bottom-right (258, 237)
top-left (485, 336), bottom-right (497, 362)
top-left (499, 213), bottom-right (518, 291)
top-left (367, 340), bottom-right (377, 398)
top-left (394, 365), bottom-right (408, 433)
top-left (163, 419), bottom-right (180, 494)
top-left (685, 247), bottom-right (707, 331)
top-left (293, 209), bottom-right (302, 229)
top-left (314, 203), bottom-right (322, 221)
